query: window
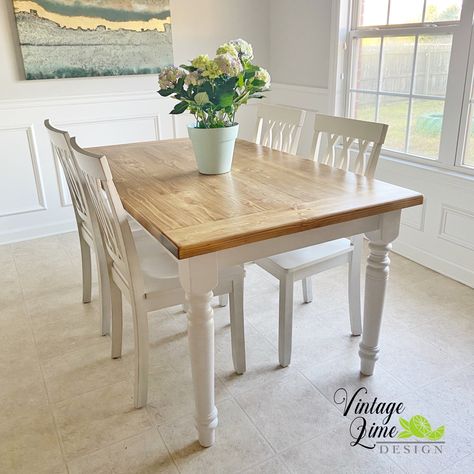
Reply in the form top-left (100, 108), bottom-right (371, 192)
top-left (346, 0), bottom-right (474, 171)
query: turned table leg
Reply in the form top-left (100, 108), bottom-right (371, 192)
top-left (359, 211), bottom-right (401, 376)
top-left (179, 254), bottom-right (219, 447)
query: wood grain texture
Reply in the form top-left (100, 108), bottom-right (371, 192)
top-left (88, 139), bottom-right (423, 259)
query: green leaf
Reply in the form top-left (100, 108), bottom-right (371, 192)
top-left (170, 101), bottom-right (188, 115)
top-left (426, 426), bottom-right (445, 441)
top-left (397, 430), bottom-right (413, 439)
top-left (409, 415), bottom-right (432, 438)
top-left (399, 417), bottom-right (411, 431)
top-left (252, 79), bottom-right (266, 88)
top-left (218, 91), bottom-right (234, 108)
top-left (158, 88), bottom-right (175, 97)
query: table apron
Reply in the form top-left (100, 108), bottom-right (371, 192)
top-left (216, 213), bottom-right (383, 268)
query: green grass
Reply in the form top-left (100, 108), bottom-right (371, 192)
top-left (355, 97), bottom-right (474, 166)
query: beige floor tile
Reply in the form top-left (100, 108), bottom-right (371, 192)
top-left (378, 324), bottom-right (467, 388)
top-left (0, 259), bottom-right (23, 311)
top-left (410, 309), bottom-right (474, 361)
top-left (146, 365), bottom-right (231, 427)
top-left (159, 399), bottom-right (273, 474)
top-left (281, 424), bottom-right (403, 473)
top-left (0, 314), bottom-right (49, 414)
top-left (11, 235), bottom-right (66, 259)
top-left (0, 406), bottom-right (66, 474)
top-left (14, 255), bottom-right (82, 299)
top-left (300, 352), bottom-right (411, 415)
top-left (215, 324), bottom-right (293, 397)
top-left (240, 456), bottom-right (289, 473)
top-left (42, 340), bottom-right (133, 403)
top-left (67, 428), bottom-right (178, 474)
top-left (53, 380), bottom-right (151, 460)
top-left (24, 285), bottom-right (99, 324)
top-left (235, 372), bottom-right (344, 452)
top-left (447, 453), bottom-right (474, 473)
top-left (416, 364), bottom-right (474, 432)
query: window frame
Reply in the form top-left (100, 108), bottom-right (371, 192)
top-left (344, 0), bottom-right (474, 175)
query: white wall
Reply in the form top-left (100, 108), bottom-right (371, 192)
top-left (269, 0), bottom-right (332, 88)
top-left (0, 0), bottom-right (269, 243)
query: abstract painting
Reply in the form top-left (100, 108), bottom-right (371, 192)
top-left (12, 1), bottom-right (173, 80)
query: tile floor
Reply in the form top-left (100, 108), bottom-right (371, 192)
top-left (0, 232), bottom-right (473, 473)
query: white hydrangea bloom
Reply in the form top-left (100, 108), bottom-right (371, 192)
top-left (194, 92), bottom-right (210, 105)
top-left (216, 42), bottom-right (239, 58)
top-left (255, 67), bottom-right (271, 90)
top-left (230, 38), bottom-right (254, 61)
top-left (214, 53), bottom-right (242, 77)
top-left (184, 71), bottom-right (203, 86)
top-left (158, 66), bottom-right (186, 89)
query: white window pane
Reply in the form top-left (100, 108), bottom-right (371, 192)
top-left (408, 99), bottom-right (445, 158)
top-left (350, 92), bottom-right (377, 121)
top-left (414, 35), bottom-right (452, 97)
top-left (424, 1), bottom-right (462, 21)
top-left (389, 0), bottom-right (424, 24)
top-left (358, 0), bottom-right (388, 26)
top-left (381, 37), bottom-right (415, 94)
top-left (351, 38), bottom-right (381, 91)
top-left (378, 95), bottom-right (409, 151)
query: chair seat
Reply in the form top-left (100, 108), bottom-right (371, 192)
top-left (267, 238), bottom-right (353, 271)
top-left (134, 229), bottom-right (243, 297)
top-left (133, 229), bottom-right (181, 295)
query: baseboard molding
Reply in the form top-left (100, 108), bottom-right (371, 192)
top-left (392, 240), bottom-right (474, 288)
top-left (0, 219), bottom-right (77, 245)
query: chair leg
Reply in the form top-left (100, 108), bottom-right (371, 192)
top-left (79, 235), bottom-right (92, 304)
top-left (229, 280), bottom-right (246, 374)
top-left (302, 277), bottom-right (313, 303)
top-left (348, 237), bottom-right (363, 336)
top-left (218, 294), bottom-right (229, 307)
top-left (110, 280), bottom-right (123, 359)
top-left (279, 276), bottom-right (294, 367)
top-left (131, 300), bottom-right (150, 409)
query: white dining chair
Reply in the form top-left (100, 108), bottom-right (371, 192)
top-left (45, 120), bottom-right (111, 337)
top-left (70, 138), bottom-right (246, 408)
top-left (254, 103), bottom-right (306, 154)
top-left (256, 114), bottom-right (388, 367)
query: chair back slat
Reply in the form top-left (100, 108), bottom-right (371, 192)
top-left (311, 114), bottom-right (388, 178)
top-left (70, 139), bottom-right (142, 293)
top-left (44, 120), bottom-right (89, 222)
top-left (255, 103), bottom-right (306, 155)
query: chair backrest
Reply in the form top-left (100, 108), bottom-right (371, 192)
top-left (70, 138), bottom-right (143, 295)
top-left (311, 114), bottom-right (388, 178)
top-left (254, 103), bottom-right (306, 155)
top-left (44, 120), bottom-right (89, 223)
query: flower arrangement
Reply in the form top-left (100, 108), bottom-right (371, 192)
top-left (158, 39), bottom-right (270, 128)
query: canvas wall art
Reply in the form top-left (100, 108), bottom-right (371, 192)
top-left (12, 0), bottom-right (173, 80)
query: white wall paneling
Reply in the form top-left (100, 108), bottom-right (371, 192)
top-left (0, 125), bottom-right (46, 217)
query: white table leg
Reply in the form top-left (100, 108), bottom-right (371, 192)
top-left (179, 254), bottom-right (219, 447)
top-left (359, 211), bottom-right (401, 376)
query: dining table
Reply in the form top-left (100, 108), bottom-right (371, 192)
top-left (89, 138), bottom-right (423, 447)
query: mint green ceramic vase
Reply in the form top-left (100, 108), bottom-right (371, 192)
top-left (187, 124), bottom-right (239, 175)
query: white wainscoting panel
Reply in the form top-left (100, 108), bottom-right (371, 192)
top-left (0, 125), bottom-right (45, 217)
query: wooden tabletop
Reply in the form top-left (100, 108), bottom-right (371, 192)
top-left (89, 139), bottom-right (423, 259)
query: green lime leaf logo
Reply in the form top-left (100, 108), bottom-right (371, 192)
top-left (426, 426), bottom-right (445, 441)
top-left (399, 417), bottom-right (411, 431)
top-left (397, 430), bottom-right (413, 438)
top-left (409, 415), bottom-right (432, 438)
